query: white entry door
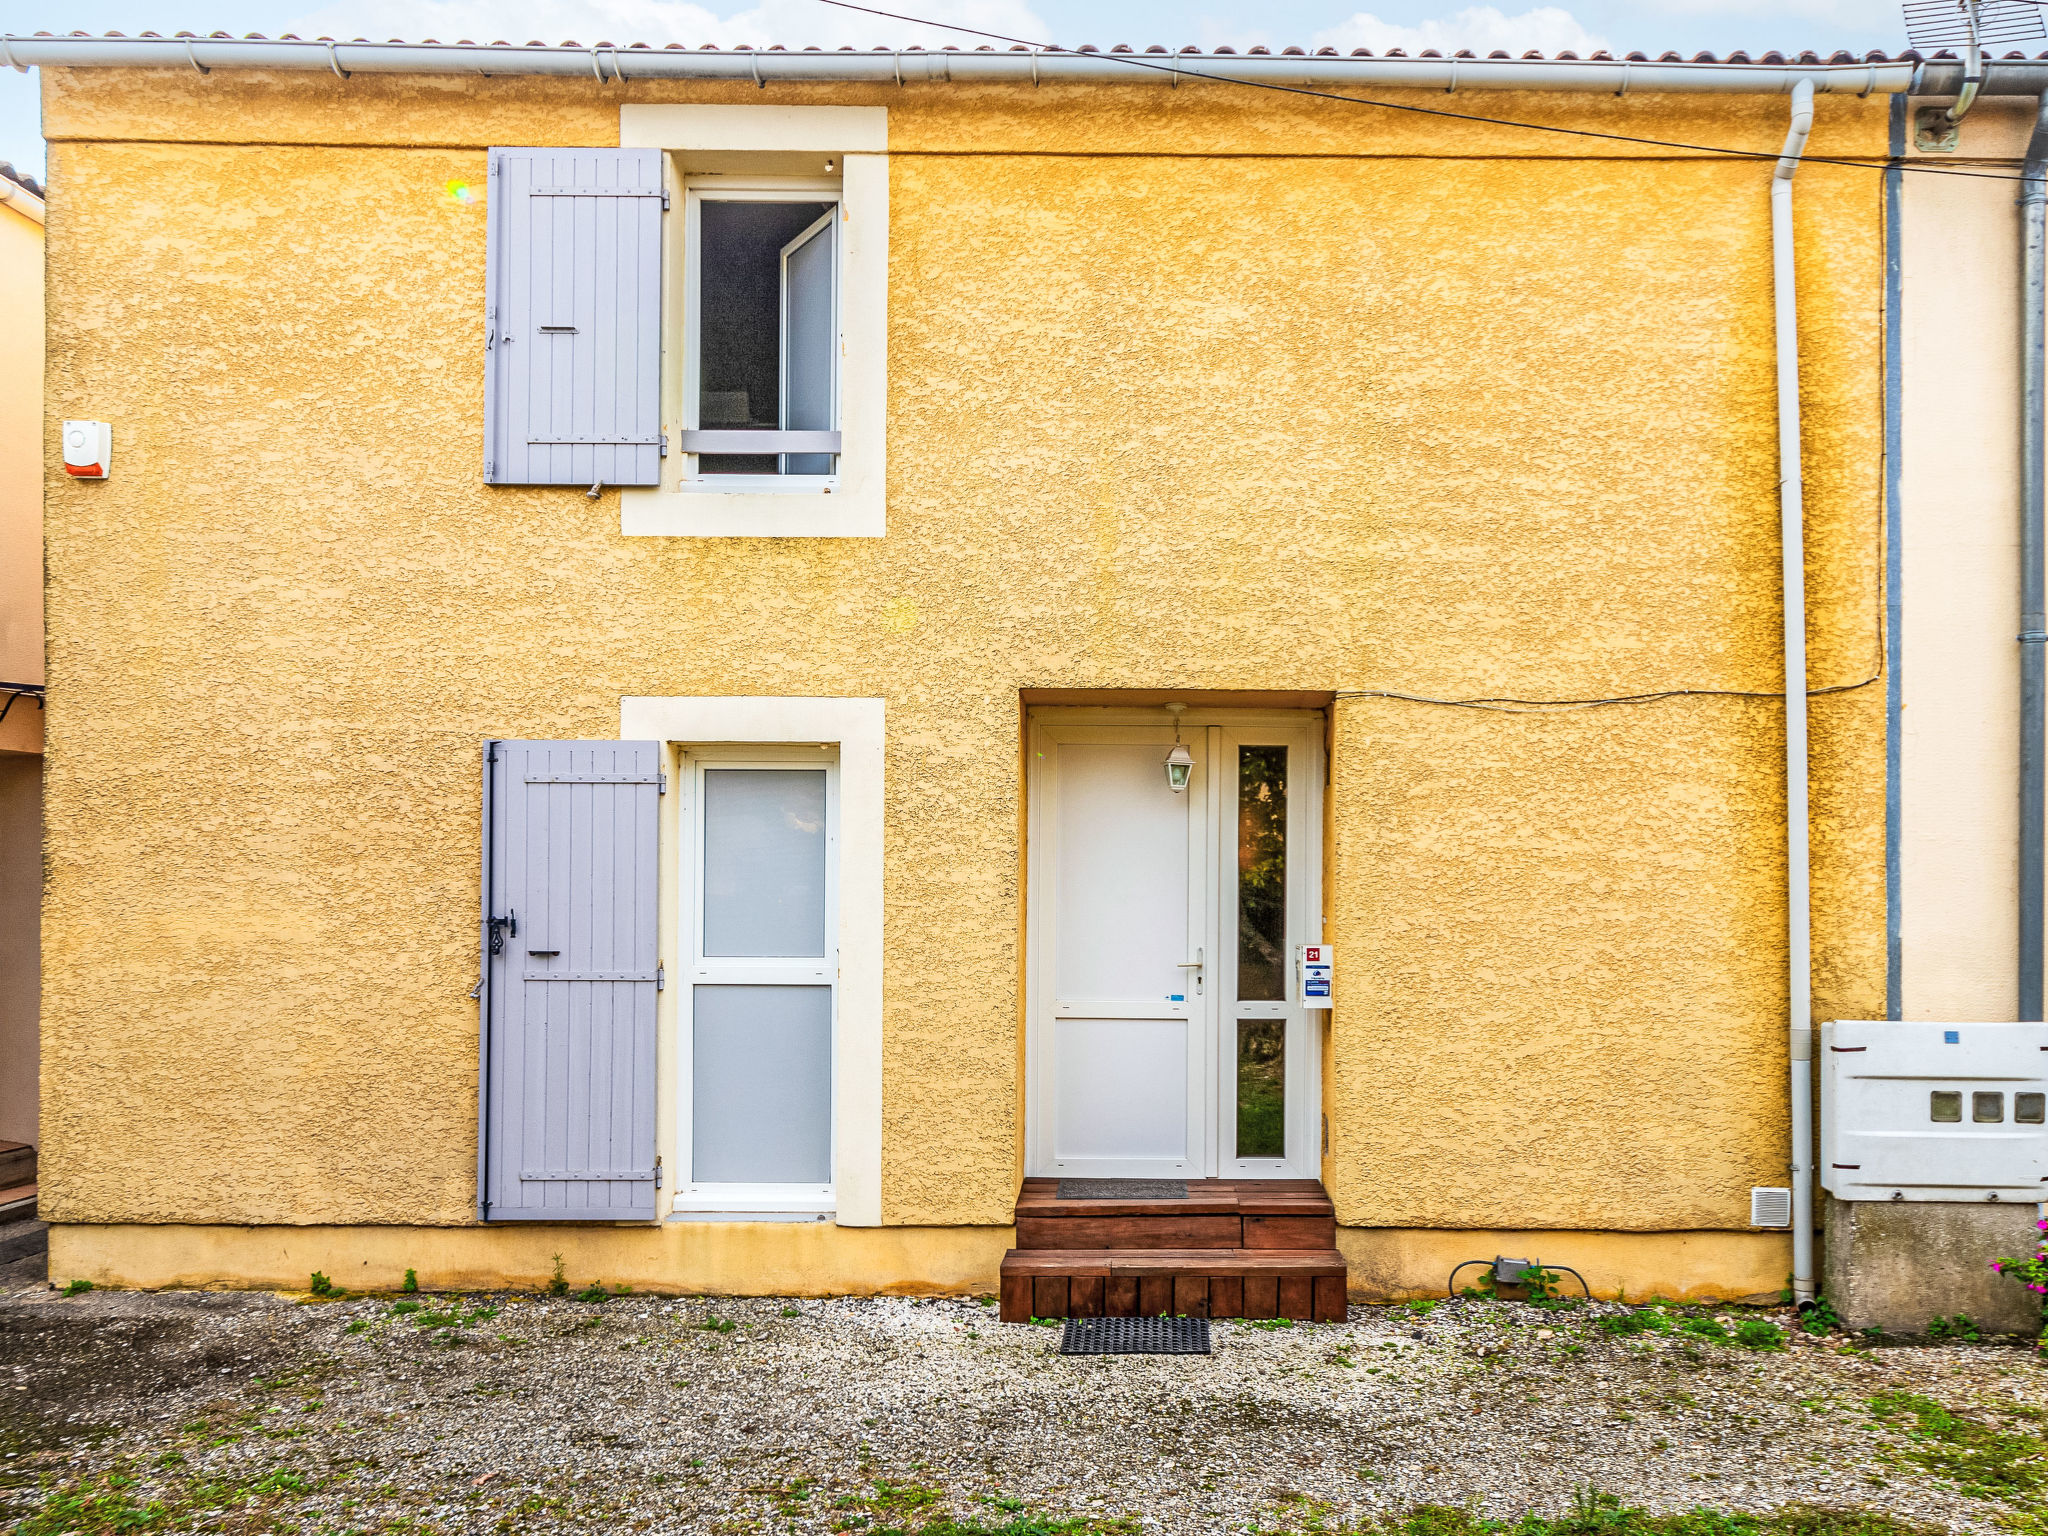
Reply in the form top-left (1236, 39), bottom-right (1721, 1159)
top-left (1027, 713), bottom-right (1323, 1180)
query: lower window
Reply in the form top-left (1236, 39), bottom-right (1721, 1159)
top-left (678, 752), bottom-right (838, 1213)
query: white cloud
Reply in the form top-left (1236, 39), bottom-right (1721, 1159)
top-left (1312, 6), bottom-right (1608, 56)
top-left (286, 0), bottom-right (1049, 49)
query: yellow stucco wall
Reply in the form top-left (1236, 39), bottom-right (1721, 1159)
top-left (38, 71), bottom-right (1887, 1275)
top-left (49, 1221), bottom-right (1787, 1304)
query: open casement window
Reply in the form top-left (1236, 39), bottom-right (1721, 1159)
top-left (681, 182), bottom-right (843, 490)
top-left (478, 741), bottom-right (663, 1221)
top-left (677, 751), bottom-right (839, 1214)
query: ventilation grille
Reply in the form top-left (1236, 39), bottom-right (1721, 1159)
top-left (1903, 0), bottom-right (2044, 50)
top-left (1751, 1186), bottom-right (1794, 1228)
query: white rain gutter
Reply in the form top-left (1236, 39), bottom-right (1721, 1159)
top-left (0, 179), bottom-right (42, 225)
top-left (1773, 77), bottom-right (1817, 1304)
top-left (0, 32), bottom-right (1971, 94)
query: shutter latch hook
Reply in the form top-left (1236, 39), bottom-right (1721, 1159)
top-left (487, 909), bottom-right (518, 954)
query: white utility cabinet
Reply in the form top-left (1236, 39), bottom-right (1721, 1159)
top-left (1821, 1020), bottom-right (2048, 1203)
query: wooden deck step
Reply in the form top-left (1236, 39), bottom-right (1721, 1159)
top-left (0, 1142), bottom-right (32, 1191)
top-left (1013, 1177), bottom-right (1336, 1252)
top-left (999, 1247), bottom-right (1347, 1324)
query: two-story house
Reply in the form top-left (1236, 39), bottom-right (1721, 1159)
top-left (20, 30), bottom-right (2048, 1324)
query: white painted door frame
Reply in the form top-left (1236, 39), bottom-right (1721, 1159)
top-left (1025, 708), bottom-right (1325, 1181)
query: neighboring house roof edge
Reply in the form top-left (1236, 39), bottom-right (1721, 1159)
top-left (0, 163), bottom-right (43, 227)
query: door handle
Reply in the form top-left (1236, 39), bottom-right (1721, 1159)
top-left (1177, 948), bottom-right (1204, 993)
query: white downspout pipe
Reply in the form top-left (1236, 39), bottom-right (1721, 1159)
top-left (1774, 76), bottom-right (1818, 1304)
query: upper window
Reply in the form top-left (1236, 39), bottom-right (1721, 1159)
top-left (682, 182), bottom-right (841, 493)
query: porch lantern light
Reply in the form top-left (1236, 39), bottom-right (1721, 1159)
top-left (1164, 703), bottom-right (1193, 793)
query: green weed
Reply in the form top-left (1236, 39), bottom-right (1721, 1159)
top-left (1801, 1297), bottom-right (1846, 1336)
top-left (1868, 1390), bottom-right (2048, 1500)
top-left (545, 1254), bottom-right (570, 1298)
top-left (1249, 1489), bottom-right (1946, 1536)
top-left (1598, 1311), bottom-right (1670, 1337)
top-left (61, 1279), bottom-right (93, 1298)
top-left (401, 1268), bottom-right (419, 1294)
top-left (307, 1271), bottom-right (340, 1298)
top-left (1928, 1314), bottom-right (1981, 1343)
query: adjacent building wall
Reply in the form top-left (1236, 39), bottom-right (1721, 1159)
top-left (0, 171), bottom-right (43, 1153)
top-left (37, 72), bottom-right (1888, 1293)
top-left (1896, 100), bottom-right (2033, 1024)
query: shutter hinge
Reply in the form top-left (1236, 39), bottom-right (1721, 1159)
top-left (655, 1154), bottom-right (664, 1188)
top-left (660, 432), bottom-right (669, 458)
top-left (656, 962), bottom-right (665, 992)
top-left (659, 771), bottom-right (668, 794)
top-left (662, 188), bottom-right (671, 211)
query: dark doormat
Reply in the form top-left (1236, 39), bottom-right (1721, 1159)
top-left (1060, 1317), bottom-right (1211, 1356)
top-left (1055, 1178), bottom-right (1187, 1200)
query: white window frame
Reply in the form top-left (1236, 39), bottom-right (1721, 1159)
top-left (680, 180), bottom-right (843, 497)
top-left (620, 105), bottom-right (888, 539)
top-left (676, 749), bottom-right (840, 1215)
top-left (622, 695), bottom-right (885, 1227)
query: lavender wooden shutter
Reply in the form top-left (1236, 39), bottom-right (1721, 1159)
top-left (480, 740), bottom-right (662, 1221)
top-left (484, 148), bottom-right (664, 487)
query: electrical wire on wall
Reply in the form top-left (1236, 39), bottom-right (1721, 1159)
top-left (815, 0), bottom-right (2048, 188)
top-left (814, 0), bottom-right (1902, 721)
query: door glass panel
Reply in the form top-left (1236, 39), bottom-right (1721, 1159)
top-left (692, 985), bottom-right (832, 1182)
top-left (702, 769), bottom-right (827, 957)
top-left (1055, 742), bottom-right (1189, 1003)
top-left (1237, 1019), bottom-right (1286, 1158)
top-left (1237, 745), bottom-right (1288, 1001)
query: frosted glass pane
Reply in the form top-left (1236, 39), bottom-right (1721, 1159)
top-left (692, 985), bottom-right (832, 1183)
top-left (702, 769), bottom-right (827, 957)
top-left (1055, 742), bottom-right (1188, 1002)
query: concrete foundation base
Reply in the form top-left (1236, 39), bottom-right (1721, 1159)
top-left (1821, 1194), bottom-right (2043, 1336)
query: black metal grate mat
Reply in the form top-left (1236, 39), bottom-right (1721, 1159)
top-left (1059, 1317), bottom-right (1212, 1355)
top-left (1055, 1178), bottom-right (1187, 1200)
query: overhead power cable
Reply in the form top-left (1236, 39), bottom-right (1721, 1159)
top-left (814, 0), bottom-right (2047, 184)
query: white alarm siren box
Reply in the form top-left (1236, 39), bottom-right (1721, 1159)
top-left (62, 420), bottom-right (111, 479)
top-left (1820, 1020), bottom-right (2048, 1203)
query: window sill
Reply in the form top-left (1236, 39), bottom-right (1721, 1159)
top-left (680, 475), bottom-right (838, 496)
top-left (668, 1210), bottom-right (835, 1223)
top-left (621, 480), bottom-right (882, 539)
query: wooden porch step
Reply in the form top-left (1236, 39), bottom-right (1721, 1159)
top-left (1016, 1177), bottom-right (1333, 1219)
top-left (0, 1142), bottom-right (32, 1191)
top-left (1013, 1177), bottom-right (1336, 1252)
top-left (999, 1247), bottom-right (1347, 1324)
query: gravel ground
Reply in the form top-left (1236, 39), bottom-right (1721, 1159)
top-left (0, 1272), bottom-right (2043, 1535)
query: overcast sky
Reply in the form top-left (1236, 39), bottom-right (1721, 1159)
top-left (0, 0), bottom-right (1915, 181)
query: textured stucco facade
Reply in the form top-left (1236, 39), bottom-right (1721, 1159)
top-left (39, 68), bottom-right (1891, 1296)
